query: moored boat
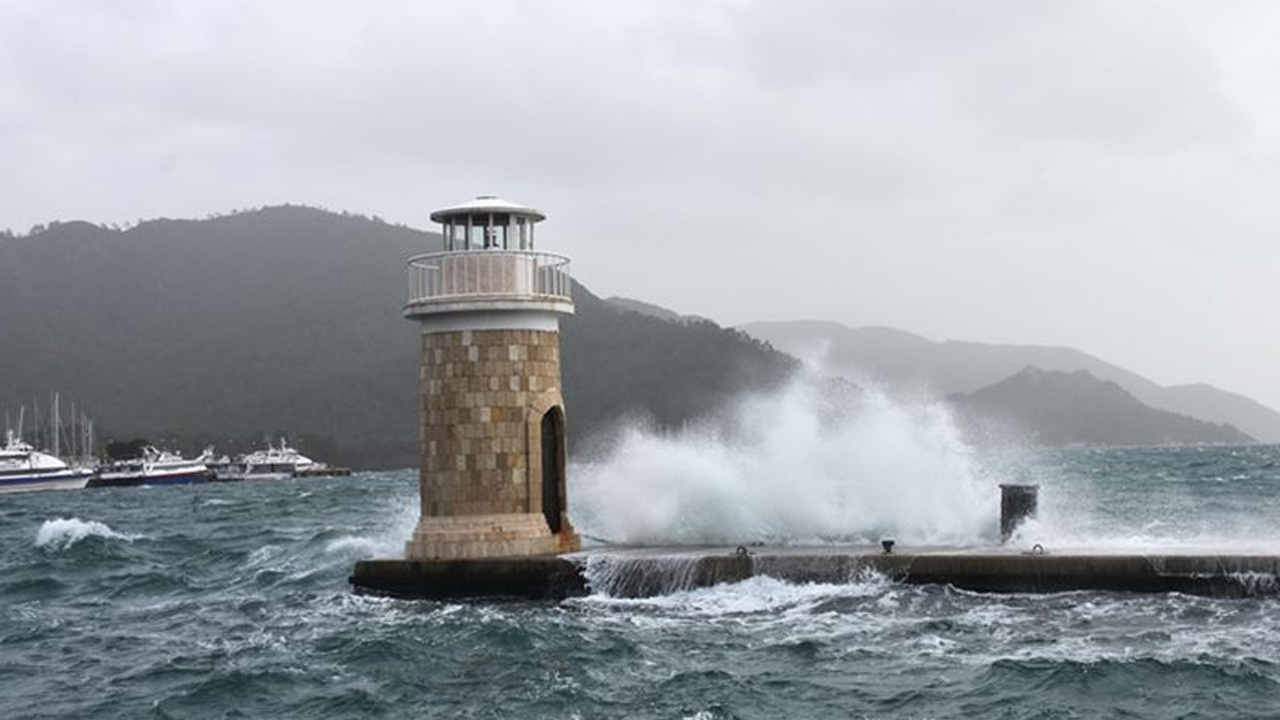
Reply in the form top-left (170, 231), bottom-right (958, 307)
top-left (202, 449), bottom-right (240, 481)
top-left (88, 446), bottom-right (212, 488)
top-left (0, 430), bottom-right (95, 493)
top-left (209, 438), bottom-right (349, 481)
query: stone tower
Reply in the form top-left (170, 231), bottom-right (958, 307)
top-left (403, 195), bottom-right (579, 559)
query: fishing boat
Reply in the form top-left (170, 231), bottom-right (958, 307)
top-left (0, 430), bottom-right (95, 493)
top-left (89, 446), bottom-right (212, 487)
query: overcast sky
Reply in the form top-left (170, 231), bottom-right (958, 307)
top-left (3, 0), bottom-right (1279, 409)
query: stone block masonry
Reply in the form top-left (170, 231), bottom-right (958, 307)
top-left (406, 327), bottom-right (579, 560)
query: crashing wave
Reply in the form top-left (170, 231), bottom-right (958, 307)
top-left (35, 517), bottom-right (143, 549)
top-left (324, 535), bottom-right (382, 556)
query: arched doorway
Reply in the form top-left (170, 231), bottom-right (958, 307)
top-left (540, 407), bottom-right (565, 534)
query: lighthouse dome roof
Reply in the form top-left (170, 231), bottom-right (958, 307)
top-left (430, 195), bottom-right (545, 223)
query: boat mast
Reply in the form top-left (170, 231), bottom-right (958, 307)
top-left (52, 392), bottom-right (60, 458)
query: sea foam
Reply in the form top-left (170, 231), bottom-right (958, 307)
top-left (35, 517), bottom-right (143, 549)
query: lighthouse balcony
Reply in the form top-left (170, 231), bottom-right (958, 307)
top-left (405, 250), bottom-right (574, 318)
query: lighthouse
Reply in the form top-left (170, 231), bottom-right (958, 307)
top-left (402, 195), bottom-right (579, 560)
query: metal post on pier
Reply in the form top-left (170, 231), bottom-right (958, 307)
top-left (1000, 484), bottom-right (1039, 542)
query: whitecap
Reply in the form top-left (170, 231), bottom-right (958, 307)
top-left (324, 536), bottom-right (380, 556)
top-left (321, 504), bottom-right (418, 559)
top-left (35, 517), bottom-right (143, 549)
top-left (323, 528), bottom-right (410, 558)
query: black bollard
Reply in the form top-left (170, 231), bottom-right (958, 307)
top-left (999, 484), bottom-right (1039, 542)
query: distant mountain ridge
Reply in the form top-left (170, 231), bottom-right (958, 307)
top-left (605, 296), bottom-right (712, 325)
top-left (949, 367), bottom-right (1252, 446)
top-left (742, 320), bottom-right (1280, 443)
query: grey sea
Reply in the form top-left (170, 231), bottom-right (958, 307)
top-left (3, 444), bottom-right (1280, 719)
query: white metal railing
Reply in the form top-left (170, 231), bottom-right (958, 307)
top-left (406, 250), bottom-right (572, 306)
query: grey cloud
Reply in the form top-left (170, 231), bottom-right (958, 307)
top-left (1, 0), bottom-right (1278, 410)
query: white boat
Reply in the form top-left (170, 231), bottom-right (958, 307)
top-left (0, 430), bottom-right (94, 493)
top-left (211, 438), bottom-right (339, 481)
top-left (201, 448), bottom-right (238, 480)
top-left (242, 438), bottom-right (318, 480)
top-left (89, 446), bottom-right (212, 487)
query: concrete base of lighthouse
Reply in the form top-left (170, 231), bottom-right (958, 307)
top-left (351, 555), bottom-right (588, 600)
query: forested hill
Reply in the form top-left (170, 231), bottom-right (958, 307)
top-left (0, 207), bottom-right (796, 468)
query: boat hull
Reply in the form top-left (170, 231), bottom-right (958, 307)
top-left (206, 468), bottom-right (290, 482)
top-left (244, 471), bottom-right (293, 482)
top-left (0, 470), bottom-right (94, 494)
top-left (88, 468), bottom-right (213, 488)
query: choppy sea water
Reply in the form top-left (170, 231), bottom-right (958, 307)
top-left (3, 444), bottom-right (1280, 719)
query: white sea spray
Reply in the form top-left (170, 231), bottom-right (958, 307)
top-left (571, 374), bottom-right (997, 546)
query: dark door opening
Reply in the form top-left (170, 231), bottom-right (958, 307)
top-left (540, 407), bottom-right (565, 534)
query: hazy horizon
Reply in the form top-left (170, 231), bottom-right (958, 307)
top-left (3, 0), bottom-right (1278, 411)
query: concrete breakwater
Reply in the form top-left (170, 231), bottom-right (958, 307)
top-left (350, 545), bottom-right (1280, 600)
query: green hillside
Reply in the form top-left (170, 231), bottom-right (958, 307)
top-left (0, 207), bottom-right (796, 468)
